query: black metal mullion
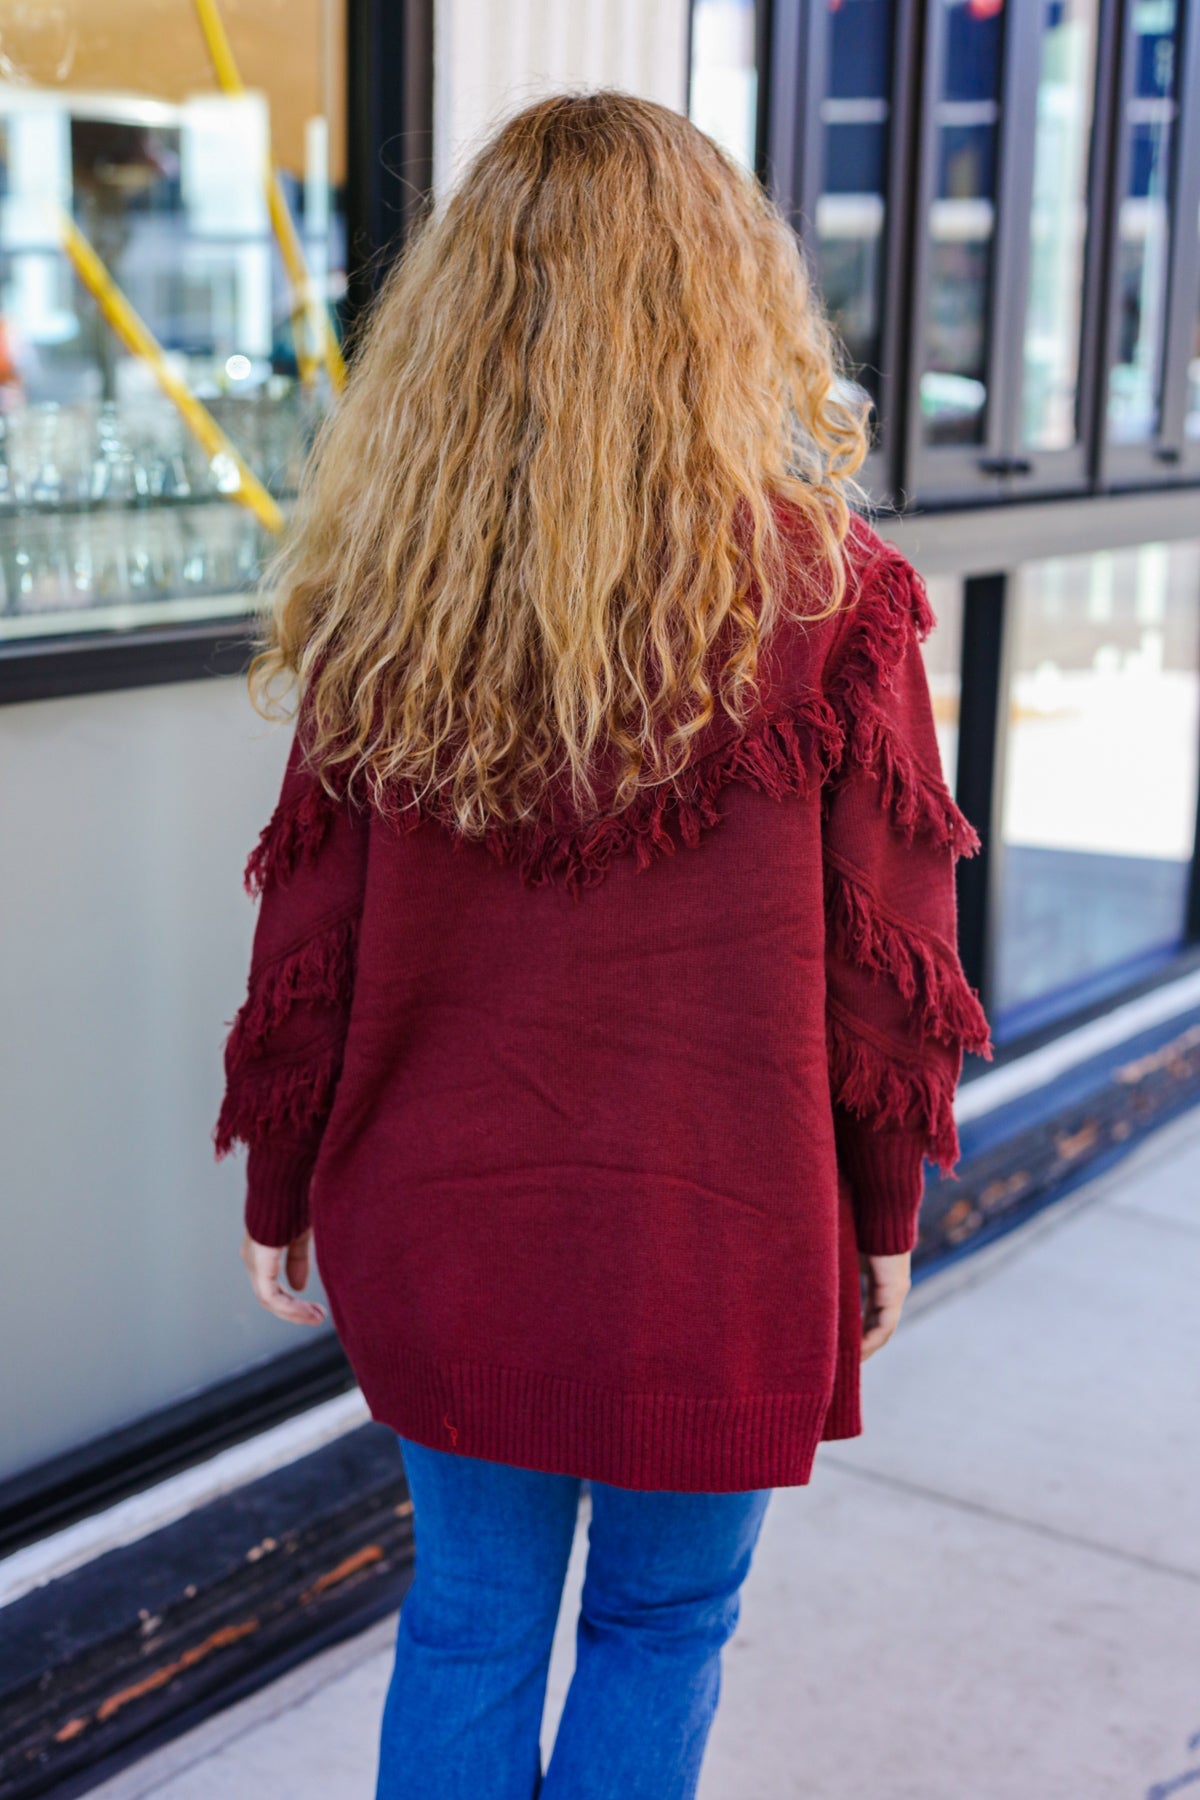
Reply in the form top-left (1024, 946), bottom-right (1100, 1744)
top-left (761, 0), bottom-right (806, 223)
top-left (1075, 0), bottom-right (1125, 490)
top-left (1090, 0), bottom-right (1132, 489)
top-left (1159, 0), bottom-right (1200, 466)
top-left (1184, 522), bottom-right (1200, 942)
top-left (899, 0), bottom-right (945, 502)
top-left (1185, 720), bottom-right (1200, 947)
top-left (684, 0), bottom-right (698, 122)
top-left (870, 0), bottom-right (924, 504)
top-left (752, 0), bottom-right (780, 189)
top-left (344, 0), bottom-right (435, 341)
top-left (954, 571), bottom-right (1012, 1012)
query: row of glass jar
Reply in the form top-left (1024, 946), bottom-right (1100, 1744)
top-left (0, 383), bottom-right (319, 513)
top-left (0, 502), bottom-right (272, 615)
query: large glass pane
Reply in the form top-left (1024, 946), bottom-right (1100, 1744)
top-left (813, 0), bottom-right (897, 413)
top-left (1020, 0), bottom-right (1099, 452)
top-left (0, 0), bottom-right (346, 640)
top-left (993, 540), bottom-right (1200, 1042)
top-left (1107, 0), bottom-right (1181, 443)
top-left (919, 0), bottom-right (1006, 447)
top-left (689, 0), bottom-right (758, 174)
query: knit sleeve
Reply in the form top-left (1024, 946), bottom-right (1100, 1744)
top-left (214, 724), bottom-right (369, 1248)
top-left (821, 537), bottom-right (993, 1256)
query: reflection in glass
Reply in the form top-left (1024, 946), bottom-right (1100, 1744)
top-left (920, 0), bottom-right (1006, 446)
top-left (1021, 0), bottom-right (1099, 452)
top-left (689, 0), bottom-right (758, 173)
top-left (920, 574), bottom-right (965, 791)
top-left (0, 0), bottom-right (346, 639)
top-left (1186, 218), bottom-right (1200, 440)
top-left (993, 541), bottom-right (1200, 1040)
top-left (814, 0), bottom-right (897, 412)
top-left (1107, 0), bottom-right (1180, 442)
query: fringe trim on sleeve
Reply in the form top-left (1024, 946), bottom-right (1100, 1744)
top-left (213, 1045), bottom-right (342, 1159)
top-left (223, 913), bottom-right (359, 1062)
top-left (826, 1005), bottom-right (962, 1175)
top-left (477, 692), bottom-right (845, 895)
top-left (828, 547), bottom-right (981, 859)
top-left (825, 860), bottom-right (993, 1058)
top-left (215, 913), bottom-right (357, 1159)
top-left (244, 777), bottom-right (341, 898)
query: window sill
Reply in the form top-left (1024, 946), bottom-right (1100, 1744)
top-left (0, 610), bottom-right (259, 704)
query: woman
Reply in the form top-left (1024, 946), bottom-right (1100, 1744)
top-left (215, 91), bottom-right (991, 1800)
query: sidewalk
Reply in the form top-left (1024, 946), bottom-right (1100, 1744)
top-left (92, 1106), bottom-right (1200, 1800)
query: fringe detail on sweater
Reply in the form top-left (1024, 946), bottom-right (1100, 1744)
top-left (215, 912), bottom-right (358, 1156)
top-left (244, 776), bottom-right (340, 897)
top-left (825, 861), bottom-right (993, 1058)
top-left (213, 1042), bottom-right (343, 1158)
top-left (223, 913), bottom-right (359, 1063)
top-left (476, 693), bottom-right (846, 895)
top-left (828, 548), bottom-right (981, 859)
top-left (826, 1009), bottom-right (962, 1175)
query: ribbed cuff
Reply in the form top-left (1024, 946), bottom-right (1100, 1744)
top-left (244, 1140), bottom-right (318, 1247)
top-left (836, 1120), bottom-right (927, 1256)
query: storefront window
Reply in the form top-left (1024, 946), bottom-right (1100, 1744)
top-left (992, 540), bottom-right (1200, 1040)
top-left (812, 0), bottom-right (897, 411)
top-left (919, 0), bottom-right (1006, 447)
top-left (688, 0), bottom-right (758, 174)
top-left (0, 0), bottom-right (346, 641)
top-left (1020, 0), bottom-right (1099, 453)
top-left (1107, 0), bottom-right (1180, 444)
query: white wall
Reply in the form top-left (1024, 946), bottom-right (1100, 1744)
top-left (433, 0), bottom-right (691, 194)
top-left (0, 678), bottom-right (322, 1481)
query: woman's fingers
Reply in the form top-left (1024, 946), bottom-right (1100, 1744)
top-left (859, 1251), bottom-right (911, 1362)
top-left (286, 1231), bottom-right (312, 1294)
top-left (241, 1231), bottom-right (327, 1326)
top-left (860, 1301), bottom-right (903, 1360)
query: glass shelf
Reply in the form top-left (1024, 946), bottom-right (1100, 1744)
top-left (0, 587), bottom-right (258, 642)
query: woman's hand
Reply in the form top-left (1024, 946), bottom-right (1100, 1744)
top-left (859, 1250), bottom-right (911, 1361)
top-left (241, 1229), bottom-right (328, 1327)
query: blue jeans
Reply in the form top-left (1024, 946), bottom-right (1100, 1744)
top-left (375, 1436), bottom-right (773, 1800)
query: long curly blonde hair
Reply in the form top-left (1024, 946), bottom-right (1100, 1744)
top-left (250, 89), bottom-right (869, 832)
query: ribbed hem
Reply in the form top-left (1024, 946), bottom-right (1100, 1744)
top-left (837, 1124), bottom-right (927, 1256)
top-left (820, 1344), bottom-right (863, 1443)
top-left (349, 1341), bottom-right (839, 1492)
top-left (244, 1141), bottom-right (316, 1247)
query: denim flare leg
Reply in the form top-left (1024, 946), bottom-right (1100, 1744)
top-left (375, 1435), bottom-right (773, 1800)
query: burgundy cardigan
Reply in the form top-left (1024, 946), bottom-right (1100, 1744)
top-left (215, 507), bottom-right (992, 1492)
